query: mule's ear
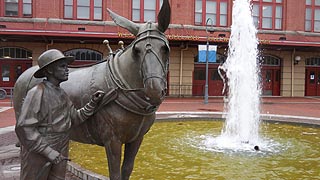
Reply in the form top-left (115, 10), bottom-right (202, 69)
top-left (157, 0), bottom-right (171, 32)
top-left (107, 8), bottom-right (140, 36)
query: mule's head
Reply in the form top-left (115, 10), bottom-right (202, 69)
top-left (108, 0), bottom-right (171, 106)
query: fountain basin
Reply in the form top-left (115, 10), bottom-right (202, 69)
top-left (69, 117), bottom-right (320, 180)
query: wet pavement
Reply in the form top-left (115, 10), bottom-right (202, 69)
top-left (1, 97), bottom-right (320, 179)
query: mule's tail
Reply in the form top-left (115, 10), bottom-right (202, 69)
top-left (13, 66), bottom-right (43, 121)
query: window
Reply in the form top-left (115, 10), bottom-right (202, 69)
top-left (93, 0), bottom-right (102, 19)
top-left (23, 0), bottom-right (32, 16)
top-left (77, 0), bottom-right (90, 19)
top-left (194, 0), bottom-right (228, 26)
top-left (252, 0), bottom-right (283, 30)
top-left (211, 69), bottom-right (222, 80)
top-left (132, 0), bottom-right (163, 22)
top-left (4, 0), bottom-right (32, 17)
top-left (5, 0), bottom-right (18, 16)
top-left (2, 64), bottom-right (10, 82)
top-left (0, 47), bottom-right (32, 59)
top-left (306, 57), bottom-right (320, 66)
top-left (259, 55), bottom-right (281, 66)
top-left (64, 0), bottom-right (102, 20)
top-left (305, 0), bottom-right (320, 32)
top-left (64, 0), bottom-right (73, 18)
top-left (64, 49), bottom-right (102, 61)
top-left (194, 69), bottom-right (205, 80)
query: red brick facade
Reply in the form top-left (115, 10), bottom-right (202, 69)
top-left (0, 0), bottom-right (319, 47)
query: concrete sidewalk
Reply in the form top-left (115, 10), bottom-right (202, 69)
top-left (1, 96), bottom-right (320, 179)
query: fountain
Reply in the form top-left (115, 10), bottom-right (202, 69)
top-left (69, 121), bottom-right (320, 179)
top-left (214, 0), bottom-right (261, 151)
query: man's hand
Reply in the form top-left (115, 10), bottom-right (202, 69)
top-left (51, 154), bottom-right (69, 164)
top-left (47, 150), bottom-right (68, 164)
top-left (47, 150), bottom-right (59, 163)
top-left (92, 90), bottom-right (105, 103)
top-left (52, 153), bottom-right (68, 164)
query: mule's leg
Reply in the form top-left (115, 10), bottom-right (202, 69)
top-left (121, 138), bottom-right (143, 180)
top-left (105, 141), bottom-right (122, 180)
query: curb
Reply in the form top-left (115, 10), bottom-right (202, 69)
top-left (67, 161), bottom-right (109, 180)
top-left (156, 111), bottom-right (320, 126)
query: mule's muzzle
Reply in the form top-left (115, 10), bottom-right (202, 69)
top-left (144, 78), bottom-right (167, 106)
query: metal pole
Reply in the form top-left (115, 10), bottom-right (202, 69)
top-left (204, 18), bottom-right (213, 104)
top-left (204, 39), bottom-right (209, 104)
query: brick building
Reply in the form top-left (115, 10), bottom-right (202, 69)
top-left (1, 0), bottom-right (320, 97)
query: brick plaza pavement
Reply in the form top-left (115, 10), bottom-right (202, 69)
top-left (1, 96), bottom-right (320, 128)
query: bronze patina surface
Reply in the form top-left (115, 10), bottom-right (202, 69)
top-left (15, 49), bottom-right (105, 179)
top-left (13, 1), bottom-right (171, 180)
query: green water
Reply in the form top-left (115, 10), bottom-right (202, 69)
top-left (69, 121), bottom-right (320, 179)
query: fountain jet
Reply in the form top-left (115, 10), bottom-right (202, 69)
top-left (219, 0), bottom-right (261, 146)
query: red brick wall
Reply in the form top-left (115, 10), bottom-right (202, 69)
top-left (0, 0), bottom-right (309, 28)
top-left (285, 0), bottom-right (305, 31)
top-left (33, 0), bottom-right (62, 18)
top-left (170, 0), bottom-right (194, 25)
top-left (1, 0), bottom-right (320, 44)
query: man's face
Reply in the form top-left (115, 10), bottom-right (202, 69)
top-left (48, 60), bottom-right (69, 82)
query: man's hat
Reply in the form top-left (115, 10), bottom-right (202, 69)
top-left (34, 49), bottom-right (75, 78)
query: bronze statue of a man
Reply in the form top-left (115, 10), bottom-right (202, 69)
top-left (15, 49), bottom-right (105, 180)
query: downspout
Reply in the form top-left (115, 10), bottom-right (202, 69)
top-left (180, 43), bottom-right (188, 97)
top-left (46, 39), bottom-right (54, 50)
top-left (291, 48), bottom-right (295, 97)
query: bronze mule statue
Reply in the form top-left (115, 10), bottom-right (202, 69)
top-left (13, 1), bottom-right (171, 179)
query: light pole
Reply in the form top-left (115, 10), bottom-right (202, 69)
top-left (204, 18), bottom-right (214, 104)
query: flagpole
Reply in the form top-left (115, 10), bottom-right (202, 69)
top-left (204, 18), bottom-right (213, 104)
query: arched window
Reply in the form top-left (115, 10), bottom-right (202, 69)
top-left (64, 48), bottom-right (103, 61)
top-left (0, 47), bottom-right (32, 59)
top-left (259, 55), bottom-right (281, 66)
top-left (306, 57), bottom-right (320, 66)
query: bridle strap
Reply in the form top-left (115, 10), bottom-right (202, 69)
top-left (141, 47), bottom-right (168, 87)
top-left (109, 25), bottom-right (169, 92)
top-left (108, 58), bottom-right (144, 92)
